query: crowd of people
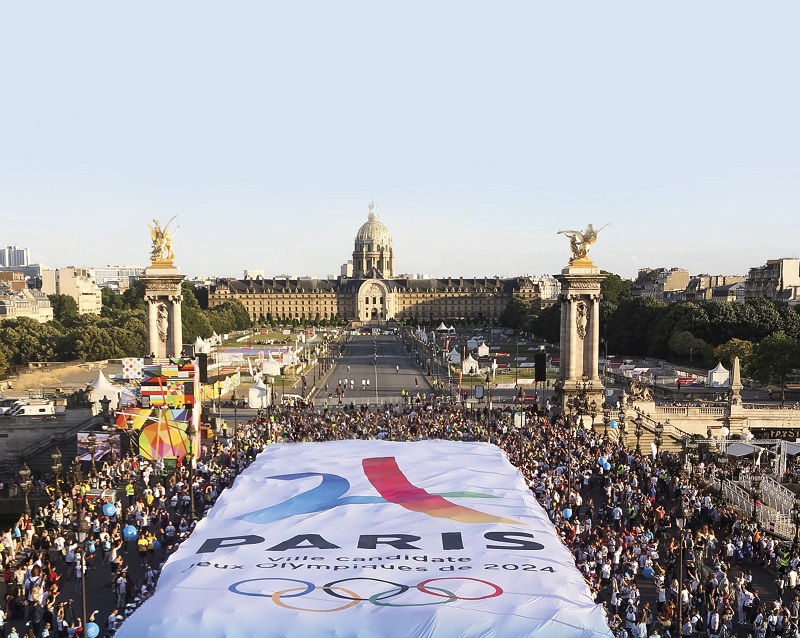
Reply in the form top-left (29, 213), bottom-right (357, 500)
top-left (0, 394), bottom-right (796, 637)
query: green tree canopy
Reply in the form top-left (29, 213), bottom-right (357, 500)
top-left (750, 330), bottom-right (800, 403)
top-left (48, 294), bottom-right (79, 323)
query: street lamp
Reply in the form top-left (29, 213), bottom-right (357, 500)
top-left (231, 391), bottom-right (239, 469)
top-left (618, 407), bottom-right (627, 446)
top-left (674, 504), bottom-right (688, 627)
top-left (86, 431), bottom-right (97, 476)
top-left (107, 431), bottom-right (118, 464)
top-left (634, 414), bottom-right (644, 454)
top-left (602, 408), bottom-right (610, 435)
top-left (751, 469), bottom-right (762, 523)
top-left (589, 399), bottom-right (597, 431)
top-left (654, 421), bottom-right (664, 459)
top-left (70, 456), bottom-right (82, 486)
top-left (18, 462), bottom-right (32, 517)
top-left (76, 516), bottom-right (90, 632)
top-left (51, 448), bottom-right (63, 500)
top-left (185, 421), bottom-right (197, 520)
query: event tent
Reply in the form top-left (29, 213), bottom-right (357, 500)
top-left (87, 370), bottom-right (120, 414)
top-left (707, 362), bottom-right (730, 387)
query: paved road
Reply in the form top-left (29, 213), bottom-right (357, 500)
top-left (317, 335), bottom-right (431, 405)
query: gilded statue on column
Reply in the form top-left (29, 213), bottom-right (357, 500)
top-left (557, 224), bottom-right (608, 267)
top-left (147, 216), bottom-right (179, 264)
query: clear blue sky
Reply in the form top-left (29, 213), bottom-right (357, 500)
top-left (1, 2), bottom-right (798, 280)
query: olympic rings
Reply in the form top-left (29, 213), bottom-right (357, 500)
top-left (228, 577), bottom-right (503, 611)
top-left (416, 577), bottom-right (503, 601)
top-left (322, 578), bottom-right (410, 601)
top-left (369, 586), bottom-right (457, 607)
top-left (229, 578), bottom-right (314, 598)
top-left (273, 586), bottom-right (360, 613)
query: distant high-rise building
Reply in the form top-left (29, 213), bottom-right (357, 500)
top-left (0, 245), bottom-right (30, 268)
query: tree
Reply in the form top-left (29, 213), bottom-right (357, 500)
top-left (498, 298), bottom-right (532, 331)
top-left (750, 331), bottom-right (800, 404)
top-left (600, 273), bottom-right (631, 304)
top-left (48, 294), bottom-right (79, 323)
top-left (714, 338), bottom-right (754, 375)
top-left (668, 330), bottom-right (711, 365)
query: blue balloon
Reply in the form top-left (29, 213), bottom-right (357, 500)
top-left (102, 503), bottom-right (116, 517)
top-left (153, 540), bottom-right (161, 550)
top-left (562, 508), bottom-right (572, 519)
top-left (123, 525), bottom-right (138, 541)
top-left (598, 456), bottom-right (607, 465)
top-left (609, 420), bottom-right (618, 429)
top-left (86, 622), bottom-right (100, 638)
top-left (603, 462), bottom-right (612, 471)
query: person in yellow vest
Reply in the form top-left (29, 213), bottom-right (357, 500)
top-left (137, 535), bottom-right (148, 561)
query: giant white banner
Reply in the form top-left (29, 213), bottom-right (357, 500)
top-left (118, 440), bottom-right (612, 638)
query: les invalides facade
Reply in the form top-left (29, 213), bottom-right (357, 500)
top-left (209, 204), bottom-right (542, 324)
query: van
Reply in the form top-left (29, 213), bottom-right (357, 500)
top-left (9, 400), bottom-right (56, 416)
top-left (281, 394), bottom-right (304, 406)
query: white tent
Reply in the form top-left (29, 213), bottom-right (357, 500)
top-left (435, 322), bottom-right (449, 332)
top-left (448, 348), bottom-right (461, 364)
top-left (193, 336), bottom-right (212, 354)
top-left (467, 338), bottom-right (479, 351)
top-left (725, 442), bottom-right (759, 457)
top-left (448, 324), bottom-right (457, 332)
top-left (707, 362), bottom-right (730, 387)
top-left (462, 353), bottom-right (479, 374)
top-left (477, 341), bottom-right (490, 357)
top-left (86, 370), bottom-right (120, 415)
top-left (247, 379), bottom-right (271, 409)
top-left (263, 352), bottom-right (282, 376)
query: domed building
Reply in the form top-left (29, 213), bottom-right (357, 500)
top-left (209, 203), bottom-right (544, 324)
top-left (352, 203), bottom-right (394, 278)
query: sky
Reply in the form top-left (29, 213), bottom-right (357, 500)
top-left (1, 2), bottom-right (798, 281)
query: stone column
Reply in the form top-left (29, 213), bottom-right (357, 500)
top-left (170, 297), bottom-right (183, 357)
top-left (555, 266), bottom-right (606, 411)
top-left (567, 297), bottom-right (578, 380)
top-left (147, 299), bottom-right (158, 356)
top-left (588, 294), bottom-right (601, 383)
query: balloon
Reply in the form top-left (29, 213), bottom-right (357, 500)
top-left (609, 420), bottom-right (618, 429)
top-left (598, 456), bottom-right (607, 465)
top-left (86, 622), bottom-right (100, 638)
top-left (123, 525), bottom-right (139, 541)
top-left (562, 508), bottom-right (572, 519)
top-left (603, 462), bottom-right (612, 471)
top-left (103, 503), bottom-right (116, 517)
top-left (153, 540), bottom-right (161, 550)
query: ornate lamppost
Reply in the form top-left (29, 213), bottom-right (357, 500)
top-left (76, 515), bottom-right (90, 631)
top-left (70, 456), bottom-right (82, 486)
top-left (654, 421), bottom-right (664, 459)
top-left (185, 421), bottom-right (197, 520)
top-left (674, 502), bottom-right (689, 627)
top-left (751, 469), bottom-right (762, 523)
top-left (589, 398), bottom-right (598, 431)
top-left (51, 448), bottom-right (63, 500)
top-left (618, 407), bottom-right (627, 446)
top-left (107, 431), bottom-right (118, 464)
top-left (18, 462), bottom-right (32, 516)
top-left (634, 414), bottom-right (644, 454)
top-left (86, 431), bottom-right (98, 476)
top-left (602, 408), bottom-right (610, 436)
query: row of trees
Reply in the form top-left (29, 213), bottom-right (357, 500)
top-left (498, 274), bottom-right (800, 391)
top-left (0, 281), bottom-right (251, 374)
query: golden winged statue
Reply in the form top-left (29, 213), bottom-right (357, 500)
top-left (147, 216), bottom-right (179, 263)
top-left (557, 224), bottom-right (608, 265)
